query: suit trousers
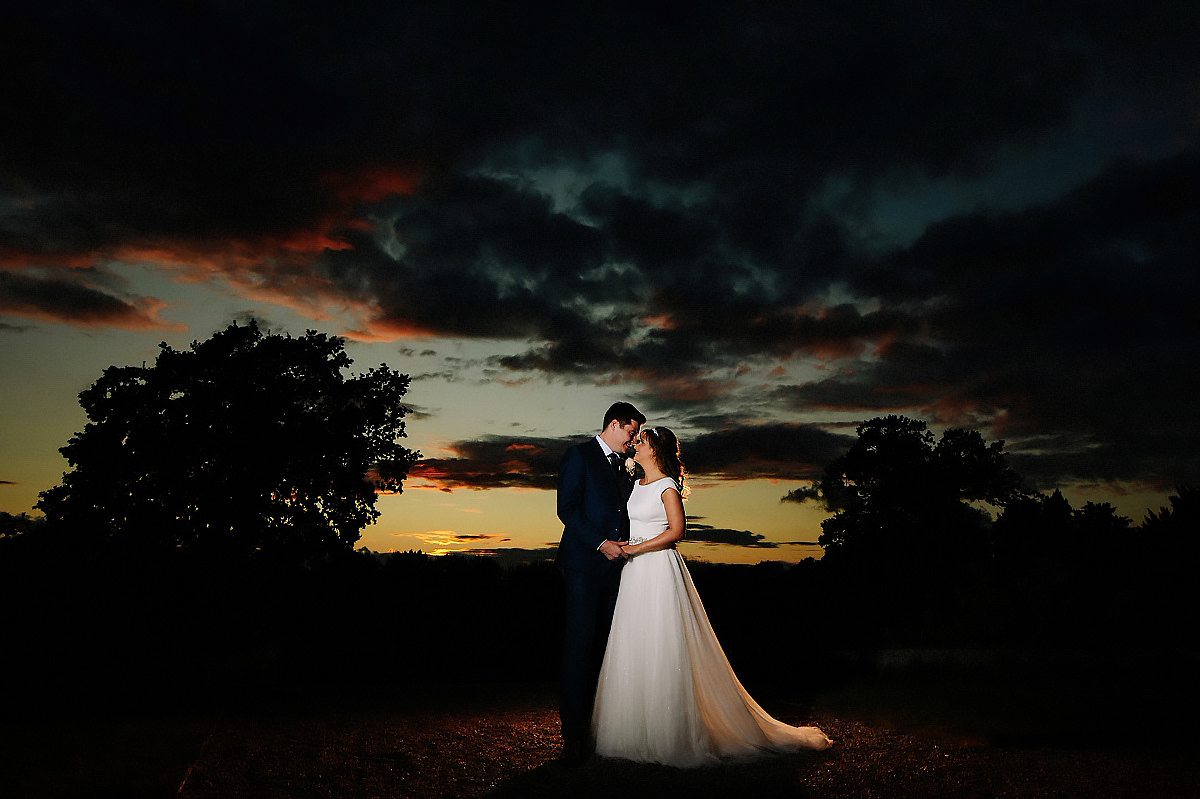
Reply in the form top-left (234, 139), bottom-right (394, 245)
top-left (559, 564), bottom-right (622, 747)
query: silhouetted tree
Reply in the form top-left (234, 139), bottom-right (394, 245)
top-left (1142, 483), bottom-right (1200, 558)
top-left (811, 416), bottom-right (1027, 643)
top-left (991, 489), bottom-right (1074, 577)
top-left (990, 490), bottom-right (1138, 643)
top-left (0, 511), bottom-right (43, 539)
top-left (1137, 484), bottom-right (1200, 643)
top-left (36, 320), bottom-right (418, 565)
top-left (817, 416), bottom-right (1026, 566)
top-left (1073, 500), bottom-right (1132, 564)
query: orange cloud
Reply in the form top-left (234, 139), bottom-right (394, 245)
top-left (927, 392), bottom-right (998, 429)
top-left (808, 339), bottom-right (866, 360)
top-left (637, 374), bottom-right (738, 403)
top-left (342, 318), bottom-right (439, 342)
top-left (639, 311), bottom-right (677, 330)
top-left (322, 167), bottom-right (421, 204)
top-left (0, 250), bottom-right (97, 270)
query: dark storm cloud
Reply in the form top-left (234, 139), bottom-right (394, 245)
top-left (1, 5), bottom-right (351, 250)
top-left (0, 269), bottom-right (175, 330)
top-left (684, 425), bottom-right (856, 481)
top-left (411, 423), bottom-right (854, 491)
top-left (1, 2), bottom-right (1166, 273)
top-left (683, 524), bottom-right (778, 549)
top-left (411, 435), bottom-right (566, 491)
top-left (4, 2), bottom-right (1198, 495)
top-left (319, 171), bottom-right (887, 377)
top-left (314, 175), bottom-right (617, 342)
top-left (784, 151), bottom-right (1200, 489)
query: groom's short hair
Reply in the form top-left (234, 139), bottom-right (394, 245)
top-left (603, 402), bottom-right (646, 429)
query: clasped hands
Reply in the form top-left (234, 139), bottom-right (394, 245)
top-left (599, 539), bottom-right (634, 561)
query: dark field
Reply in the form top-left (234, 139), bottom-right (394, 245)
top-left (4, 547), bottom-right (1198, 797)
top-left (4, 651), bottom-right (1196, 799)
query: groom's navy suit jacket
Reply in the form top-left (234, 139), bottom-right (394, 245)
top-left (556, 438), bottom-right (632, 575)
top-left (555, 436), bottom-right (632, 745)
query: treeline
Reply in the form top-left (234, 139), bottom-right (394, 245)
top-left (775, 484), bottom-right (1200, 652)
top-left (1, 482), bottom-right (1195, 716)
top-left (0, 532), bottom-right (563, 714)
top-left (781, 416), bottom-right (1200, 654)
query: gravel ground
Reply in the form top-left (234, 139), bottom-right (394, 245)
top-left (175, 683), bottom-right (1199, 799)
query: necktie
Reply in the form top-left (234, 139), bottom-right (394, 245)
top-left (607, 452), bottom-right (623, 477)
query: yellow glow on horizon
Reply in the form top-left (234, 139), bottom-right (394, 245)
top-left (360, 476), bottom-right (832, 565)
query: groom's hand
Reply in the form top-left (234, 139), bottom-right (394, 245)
top-left (599, 539), bottom-right (626, 560)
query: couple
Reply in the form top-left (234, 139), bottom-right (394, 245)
top-left (555, 402), bottom-right (831, 767)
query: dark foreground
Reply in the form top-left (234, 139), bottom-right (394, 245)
top-left (4, 659), bottom-right (1197, 799)
top-left (175, 690), bottom-right (1196, 799)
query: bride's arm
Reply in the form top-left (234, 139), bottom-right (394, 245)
top-left (622, 487), bottom-right (685, 556)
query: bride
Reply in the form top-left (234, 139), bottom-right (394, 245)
top-left (591, 426), bottom-right (832, 768)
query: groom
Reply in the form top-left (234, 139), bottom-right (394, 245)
top-left (555, 401), bottom-right (644, 761)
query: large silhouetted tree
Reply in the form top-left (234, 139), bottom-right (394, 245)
top-left (37, 320), bottom-right (419, 564)
top-left (817, 415), bottom-right (1026, 568)
top-left (810, 416), bottom-right (1029, 642)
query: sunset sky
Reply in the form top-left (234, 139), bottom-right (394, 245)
top-left (2, 2), bottom-right (1197, 565)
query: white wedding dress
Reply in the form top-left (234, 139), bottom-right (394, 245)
top-left (592, 477), bottom-right (831, 767)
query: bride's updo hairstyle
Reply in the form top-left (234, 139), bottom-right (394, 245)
top-left (643, 426), bottom-right (690, 499)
